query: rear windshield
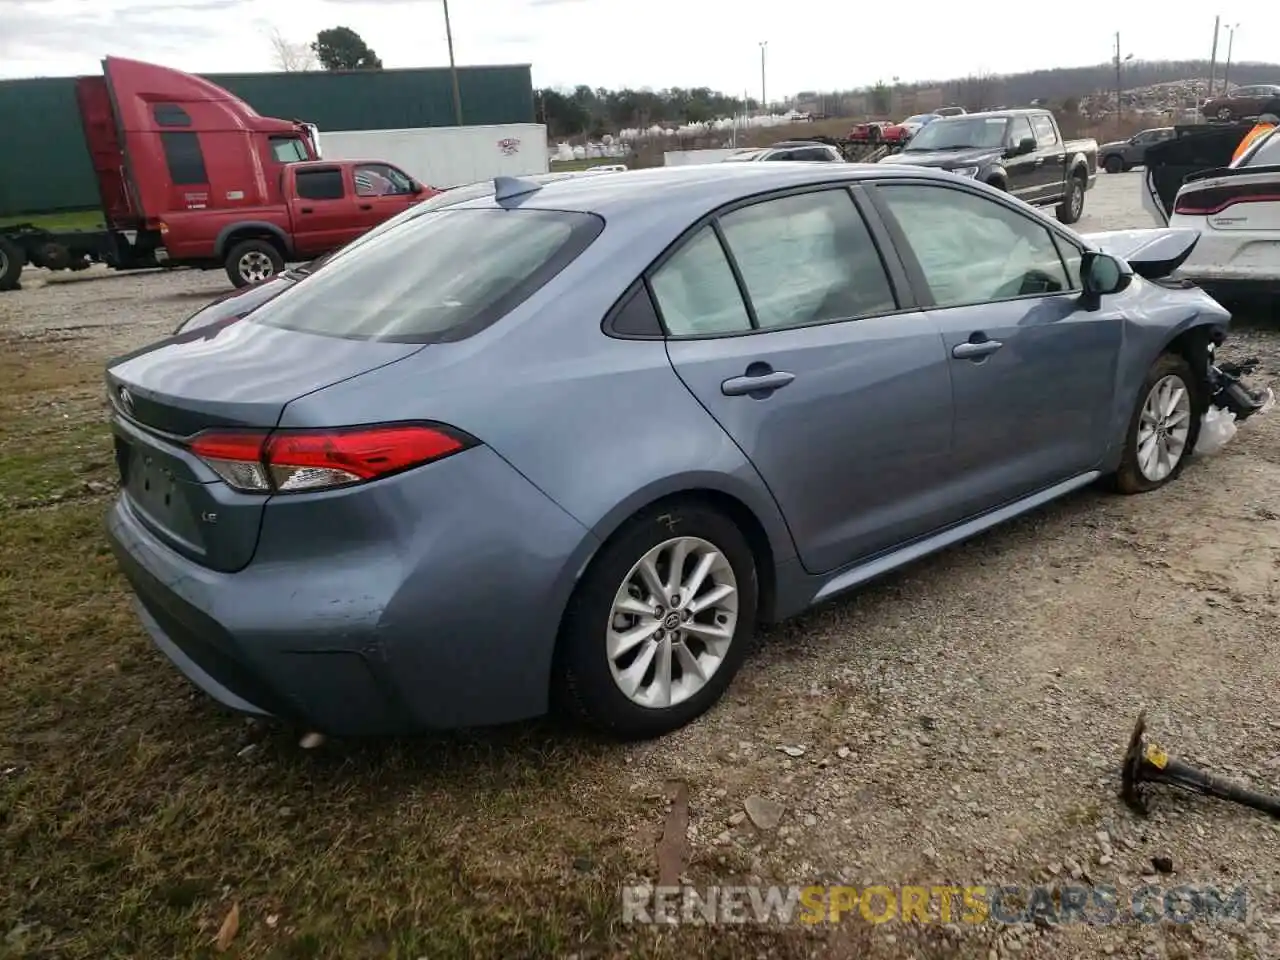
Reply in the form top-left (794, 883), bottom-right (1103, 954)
top-left (247, 207), bottom-right (603, 342)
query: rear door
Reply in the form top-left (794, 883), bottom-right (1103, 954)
top-left (288, 166), bottom-right (362, 257)
top-left (351, 162), bottom-right (422, 232)
top-left (869, 178), bottom-right (1121, 517)
top-left (658, 186), bottom-right (955, 574)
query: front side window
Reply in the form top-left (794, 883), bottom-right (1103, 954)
top-left (294, 168), bottom-right (346, 201)
top-left (649, 227), bottom-right (752, 336)
top-left (1031, 115), bottom-right (1058, 147)
top-left (354, 163), bottom-right (415, 196)
top-left (270, 137), bottom-right (310, 163)
top-left (247, 208), bottom-right (602, 342)
top-left (877, 183), bottom-right (1074, 307)
top-left (718, 189), bottom-right (896, 329)
top-left (1008, 117), bottom-right (1035, 147)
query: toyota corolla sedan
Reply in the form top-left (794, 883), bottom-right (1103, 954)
top-left (106, 163), bottom-right (1232, 740)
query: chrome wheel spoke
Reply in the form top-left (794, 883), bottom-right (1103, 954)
top-left (674, 642), bottom-right (708, 684)
top-left (688, 582), bottom-right (735, 615)
top-left (608, 619), bottom-right (660, 660)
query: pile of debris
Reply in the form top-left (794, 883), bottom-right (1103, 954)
top-left (1079, 78), bottom-right (1225, 122)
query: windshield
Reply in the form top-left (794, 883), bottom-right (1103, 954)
top-left (247, 208), bottom-right (603, 343)
top-left (905, 116), bottom-right (1009, 152)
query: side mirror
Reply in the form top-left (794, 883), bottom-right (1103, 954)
top-left (1006, 137), bottom-right (1036, 157)
top-left (1080, 251), bottom-right (1133, 308)
top-left (410, 180), bottom-right (424, 195)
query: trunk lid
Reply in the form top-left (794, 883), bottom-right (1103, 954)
top-left (106, 320), bottom-right (423, 572)
top-left (1080, 228), bottom-right (1201, 279)
top-left (1143, 123), bottom-right (1249, 222)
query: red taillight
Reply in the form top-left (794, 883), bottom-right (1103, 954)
top-left (1174, 181), bottom-right (1280, 216)
top-left (189, 423), bottom-right (473, 494)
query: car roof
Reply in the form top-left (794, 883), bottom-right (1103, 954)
top-left (932, 109), bottom-right (1042, 120)
top-left (446, 163), bottom-right (961, 226)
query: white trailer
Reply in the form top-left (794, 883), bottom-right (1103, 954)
top-left (314, 124), bottom-right (549, 189)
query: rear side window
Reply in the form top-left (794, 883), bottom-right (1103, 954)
top-left (295, 168), bottom-right (346, 200)
top-left (160, 132), bottom-right (208, 185)
top-left (247, 208), bottom-right (604, 342)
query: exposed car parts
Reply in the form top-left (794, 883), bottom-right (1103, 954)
top-left (1121, 712), bottom-right (1280, 820)
top-left (1207, 355), bottom-right (1273, 422)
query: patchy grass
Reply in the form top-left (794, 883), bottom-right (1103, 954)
top-left (0, 209), bottom-right (105, 234)
top-left (549, 158), bottom-right (624, 172)
top-left (0, 347), bottom-right (852, 959)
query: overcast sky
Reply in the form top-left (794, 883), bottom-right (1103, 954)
top-left (2, 0), bottom-right (1277, 95)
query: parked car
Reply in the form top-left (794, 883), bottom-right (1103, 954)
top-left (881, 114), bottom-right (939, 143)
top-left (1143, 123), bottom-right (1280, 299)
top-left (877, 109), bottom-right (1098, 223)
top-left (107, 163), bottom-right (1231, 741)
top-left (847, 120), bottom-right (891, 143)
top-left (1099, 127), bottom-right (1176, 173)
top-left (723, 141), bottom-right (846, 162)
top-left (1201, 85), bottom-right (1280, 123)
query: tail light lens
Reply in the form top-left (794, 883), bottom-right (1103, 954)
top-left (1174, 181), bottom-right (1280, 216)
top-left (189, 422), bottom-right (475, 494)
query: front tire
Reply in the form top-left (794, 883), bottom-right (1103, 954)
top-left (1104, 155), bottom-right (1124, 174)
top-left (1111, 354), bottom-right (1202, 494)
top-left (0, 237), bottom-right (23, 291)
top-left (225, 239), bottom-right (284, 288)
top-left (1217, 107), bottom-right (1234, 122)
top-left (1056, 172), bottom-right (1086, 224)
top-left (555, 501), bottom-right (758, 739)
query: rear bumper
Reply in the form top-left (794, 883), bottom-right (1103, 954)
top-left (106, 445), bottom-right (597, 735)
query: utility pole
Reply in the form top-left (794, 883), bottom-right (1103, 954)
top-left (759, 41), bottom-right (768, 117)
top-left (1223, 23), bottom-right (1238, 92)
top-left (443, 0), bottom-right (464, 126)
top-left (1208, 15), bottom-right (1220, 100)
top-left (1114, 33), bottom-right (1122, 130)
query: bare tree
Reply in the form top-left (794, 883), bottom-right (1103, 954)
top-left (266, 26), bottom-right (316, 72)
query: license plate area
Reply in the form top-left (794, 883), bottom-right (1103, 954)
top-left (123, 439), bottom-right (181, 520)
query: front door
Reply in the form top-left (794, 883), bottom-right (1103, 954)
top-left (870, 179), bottom-right (1122, 517)
top-left (1003, 115), bottom-right (1041, 204)
top-left (351, 162), bottom-right (422, 232)
top-left (655, 187), bottom-right (955, 575)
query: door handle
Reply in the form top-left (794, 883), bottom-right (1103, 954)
top-left (300, 207), bottom-right (314, 214)
top-left (721, 368), bottom-right (796, 397)
top-left (359, 203), bottom-right (372, 210)
top-left (952, 339), bottom-right (1003, 360)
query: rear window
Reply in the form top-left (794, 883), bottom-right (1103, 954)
top-left (247, 208), bottom-right (604, 343)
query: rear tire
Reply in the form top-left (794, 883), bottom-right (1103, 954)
top-left (1104, 155), bottom-right (1124, 174)
top-left (1109, 353), bottom-right (1202, 494)
top-left (225, 239), bottom-right (284, 288)
top-left (1056, 172), bottom-right (1086, 224)
top-left (555, 501), bottom-right (758, 739)
top-left (0, 237), bottom-right (23, 291)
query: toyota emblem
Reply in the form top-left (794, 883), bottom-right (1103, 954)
top-left (118, 386), bottom-right (134, 415)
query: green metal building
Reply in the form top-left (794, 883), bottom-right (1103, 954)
top-left (0, 65), bottom-right (535, 217)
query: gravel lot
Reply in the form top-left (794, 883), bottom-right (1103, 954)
top-left (3, 172), bottom-right (1279, 958)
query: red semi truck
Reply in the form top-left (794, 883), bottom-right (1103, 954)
top-left (0, 57), bottom-right (436, 292)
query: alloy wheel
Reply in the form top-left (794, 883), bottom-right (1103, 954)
top-left (605, 536), bottom-right (739, 709)
top-left (1137, 374), bottom-right (1192, 483)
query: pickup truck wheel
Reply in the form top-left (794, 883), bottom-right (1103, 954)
top-left (1055, 173), bottom-right (1086, 224)
top-left (0, 237), bottom-right (23, 291)
top-left (226, 239), bottom-right (284, 288)
top-left (1104, 155), bottom-right (1124, 174)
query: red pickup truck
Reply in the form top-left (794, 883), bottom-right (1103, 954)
top-left (0, 57), bottom-right (436, 292)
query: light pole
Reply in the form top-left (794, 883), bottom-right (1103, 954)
top-left (1223, 23), bottom-right (1239, 92)
top-left (443, 0), bottom-right (464, 126)
top-left (759, 41), bottom-right (768, 117)
top-left (1114, 34), bottom-right (1133, 131)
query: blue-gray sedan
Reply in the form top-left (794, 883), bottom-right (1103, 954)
top-left (106, 163), bottom-right (1232, 739)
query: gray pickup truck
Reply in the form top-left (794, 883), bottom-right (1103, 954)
top-left (876, 108), bottom-right (1098, 223)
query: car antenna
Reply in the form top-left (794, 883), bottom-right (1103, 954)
top-left (493, 176), bottom-right (542, 204)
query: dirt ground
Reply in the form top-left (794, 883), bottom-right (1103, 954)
top-left (2, 173), bottom-right (1279, 959)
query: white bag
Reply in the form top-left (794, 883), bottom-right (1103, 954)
top-left (1255, 386), bottom-right (1276, 417)
top-left (1195, 406), bottom-right (1238, 455)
